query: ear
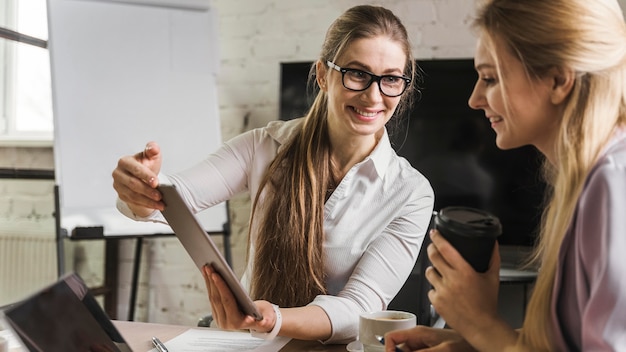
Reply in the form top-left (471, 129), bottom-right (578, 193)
top-left (316, 60), bottom-right (328, 91)
top-left (549, 66), bottom-right (575, 105)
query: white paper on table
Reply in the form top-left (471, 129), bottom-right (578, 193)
top-left (150, 328), bottom-right (291, 352)
top-left (0, 328), bottom-right (23, 350)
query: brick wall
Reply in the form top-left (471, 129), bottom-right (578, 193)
top-left (3, 0), bottom-right (625, 325)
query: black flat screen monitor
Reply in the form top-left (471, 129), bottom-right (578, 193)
top-left (280, 59), bottom-right (546, 247)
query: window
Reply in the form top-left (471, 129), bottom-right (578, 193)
top-left (0, 0), bottom-right (53, 146)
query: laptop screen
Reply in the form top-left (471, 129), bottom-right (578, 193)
top-left (2, 273), bottom-right (131, 352)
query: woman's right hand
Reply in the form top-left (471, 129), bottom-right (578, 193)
top-left (112, 141), bottom-right (164, 217)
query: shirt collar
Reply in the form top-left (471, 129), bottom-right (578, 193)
top-left (266, 117), bottom-right (394, 179)
top-left (366, 128), bottom-right (393, 179)
top-left (266, 117), bottom-right (303, 145)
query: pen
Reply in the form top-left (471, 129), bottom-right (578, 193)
top-left (376, 335), bottom-right (402, 352)
top-left (152, 336), bottom-right (169, 352)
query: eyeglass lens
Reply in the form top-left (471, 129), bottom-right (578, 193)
top-left (342, 69), bottom-right (407, 96)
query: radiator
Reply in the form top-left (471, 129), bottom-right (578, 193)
top-left (0, 234), bottom-right (57, 306)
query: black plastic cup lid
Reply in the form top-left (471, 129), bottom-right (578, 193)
top-left (435, 206), bottom-right (502, 238)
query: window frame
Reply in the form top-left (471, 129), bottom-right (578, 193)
top-left (0, 0), bottom-right (53, 147)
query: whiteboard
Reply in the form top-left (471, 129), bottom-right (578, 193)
top-left (48, 0), bottom-right (228, 236)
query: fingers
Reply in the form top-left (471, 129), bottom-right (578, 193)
top-left (112, 163), bottom-right (164, 212)
top-left (142, 142), bottom-right (160, 160)
top-left (125, 142), bottom-right (161, 188)
top-left (203, 265), bottom-right (252, 330)
top-left (112, 142), bottom-right (164, 212)
top-left (385, 325), bottom-right (469, 352)
top-left (383, 328), bottom-right (416, 351)
top-left (384, 326), bottom-right (437, 351)
top-left (126, 149), bottom-right (160, 188)
top-left (426, 231), bottom-right (469, 314)
top-left (425, 265), bottom-right (441, 286)
top-left (428, 229), bottom-right (471, 272)
top-left (112, 166), bottom-right (160, 200)
top-left (203, 265), bottom-right (225, 327)
top-left (426, 230), bottom-right (452, 282)
top-left (122, 158), bottom-right (158, 189)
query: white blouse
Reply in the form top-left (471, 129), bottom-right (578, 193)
top-left (118, 117), bottom-right (434, 343)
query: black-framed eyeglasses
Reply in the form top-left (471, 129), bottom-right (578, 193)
top-left (326, 61), bottom-right (411, 97)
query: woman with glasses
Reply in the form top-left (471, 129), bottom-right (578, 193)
top-left (112, 4), bottom-right (433, 344)
top-left (384, 0), bottom-right (626, 350)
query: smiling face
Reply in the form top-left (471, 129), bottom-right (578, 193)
top-left (468, 35), bottom-right (563, 158)
top-left (318, 36), bottom-right (407, 147)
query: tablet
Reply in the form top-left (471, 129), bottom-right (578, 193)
top-left (157, 184), bottom-right (263, 321)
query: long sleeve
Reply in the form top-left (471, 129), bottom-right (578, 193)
top-left (577, 151), bottom-right (626, 350)
top-left (552, 133), bottom-right (626, 350)
top-left (116, 119), bottom-right (435, 344)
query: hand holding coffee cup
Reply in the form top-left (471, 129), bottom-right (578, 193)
top-left (434, 206), bottom-right (502, 273)
top-left (359, 311), bottom-right (416, 352)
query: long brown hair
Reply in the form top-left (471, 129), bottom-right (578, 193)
top-left (473, 0), bottom-right (626, 349)
top-left (248, 5), bottom-right (417, 307)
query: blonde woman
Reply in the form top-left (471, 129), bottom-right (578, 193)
top-left (112, 5), bottom-right (434, 344)
top-left (385, 0), bottom-right (626, 351)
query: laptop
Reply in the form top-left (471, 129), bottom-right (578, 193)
top-left (2, 272), bottom-right (132, 352)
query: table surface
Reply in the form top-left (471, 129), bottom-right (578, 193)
top-left (113, 320), bottom-right (348, 352)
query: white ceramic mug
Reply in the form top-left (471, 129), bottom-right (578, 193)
top-left (359, 310), bottom-right (416, 352)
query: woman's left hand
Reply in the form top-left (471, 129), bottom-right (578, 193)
top-left (383, 325), bottom-right (476, 352)
top-left (425, 229), bottom-right (501, 338)
top-left (201, 265), bottom-right (277, 333)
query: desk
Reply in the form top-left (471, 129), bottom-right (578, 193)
top-left (113, 321), bottom-right (347, 352)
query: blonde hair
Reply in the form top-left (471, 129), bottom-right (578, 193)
top-left (249, 5), bottom-right (417, 307)
top-left (473, 0), bottom-right (626, 349)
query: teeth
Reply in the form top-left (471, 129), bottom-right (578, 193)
top-left (489, 116), bottom-right (503, 123)
top-left (354, 107), bottom-right (377, 117)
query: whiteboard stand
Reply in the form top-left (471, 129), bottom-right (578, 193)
top-left (124, 208), bottom-right (232, 321)
top-left (54, 185), bottom-right (123, 319)
top-left (47, 0), bottom-right (226, 320)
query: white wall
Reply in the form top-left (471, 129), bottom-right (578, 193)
top-left (2, 0), bottom-right (626, 325)
top-left (214, 0), bottom-right (475, 139)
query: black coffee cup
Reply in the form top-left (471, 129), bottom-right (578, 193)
top-left (434, 206), bottom-right (502, 273)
